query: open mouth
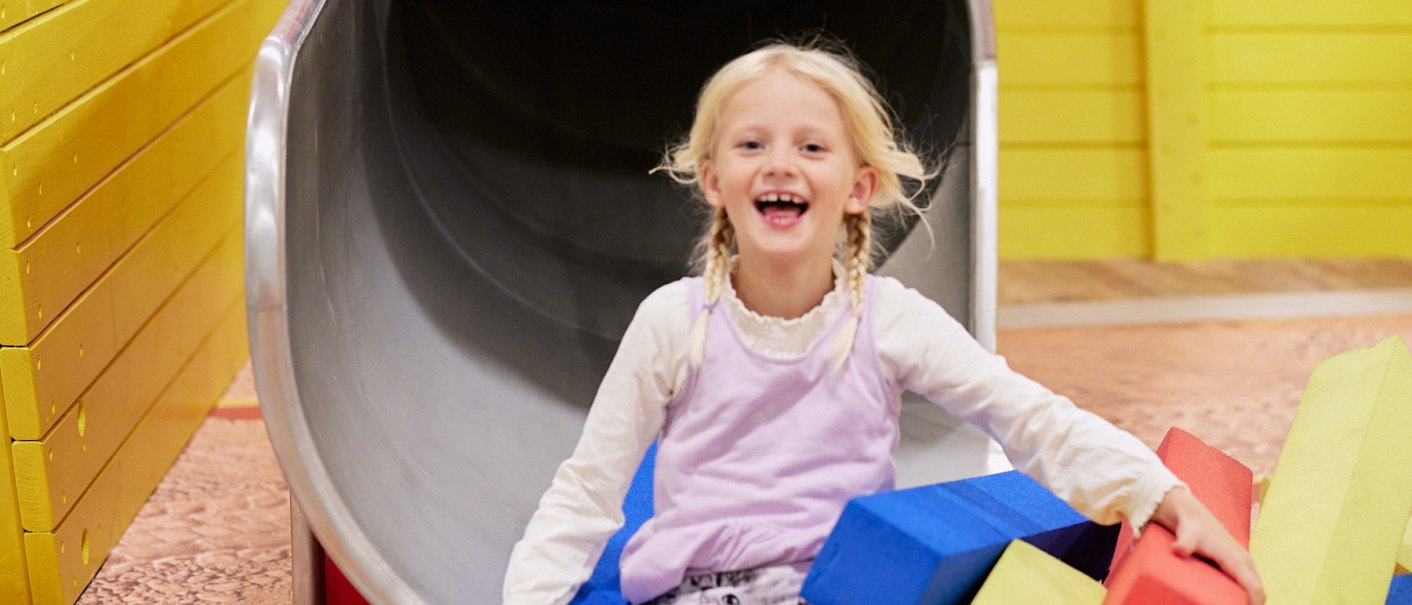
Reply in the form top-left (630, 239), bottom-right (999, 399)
top-left (754, 192), bottom-right (809, 225)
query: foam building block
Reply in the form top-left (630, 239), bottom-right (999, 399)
top-left (1398, 519), bottom-right (1411, 575)
top-left (1390, 575), bottom-right (1412, 605)
top-left (569, 442), bottom-right (656, 605)
top-left (1250, 336), bottom-right (1412, 604)
top-left (801, 471), bottom-right (1118, 605)
top-left (1105, 427), bottom-right (1252, 604)
top-left (971, 540), bottom-right (1106, 605)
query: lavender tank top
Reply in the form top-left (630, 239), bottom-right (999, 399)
top-left (618, 275), bottom-right (899, 603)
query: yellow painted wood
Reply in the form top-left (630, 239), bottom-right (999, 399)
top-left (0, 1), bottom-right (67, 33)
top-left (0, 69), bottom-right (250, 345)
top-left (0, 280), bottom-right (117, 440)
top-left (1000, 205), bottom-right (1152, 259)
top-left (1208, 149), bottom-right (1412, 201)
top-left (0, 87), bottom-right (248, 441)
top-left (999, 32), bottom-right (1143, 86)
top-left (994, 0), bottom-right (1140, 30)
top-left (24, 297), bottom-right (247, 605)
top-left (1209, 1), bottom-right (1412, 27)
top-left (1000, 90), bottom-right (1146, 144)
top-left (1250, 336), bottom-right (1412, 604)
top-left (1210, 90), bottom-right (1412, 143)
top-left (12, 167), bottom-right (241, 531)
top-left (1208, 33), bottom-right (1412, 85)
top-left (0, 0), bottom-right (276, 251)
top-left (1144, 0), bottom-right (1208, 261)
top-left (1001, 148), bottom-right (1147, 201)
top-left (971, 540), bottom-right (1105, 604)
top-left (0, 0), bottom-right (229, 144)
top-left (1211, 206), bottom-right (1412, 257)
top-left (0, 379), bottom-right (35, 604)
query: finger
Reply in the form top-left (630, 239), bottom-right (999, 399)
top-left (1170, 528), bottom-right (1198, 558)
top-left (1210, 546), bottom-right (1264, 605)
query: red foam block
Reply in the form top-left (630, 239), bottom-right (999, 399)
top-left (1105, 524), bottom-right (1247, 604)
top-left (1105, 427), bottom-right (1253, 604)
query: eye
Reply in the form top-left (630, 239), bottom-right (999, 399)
top-left (737, 139), bottom-right (763, 151)
top-left (801, 142), bottom-right (827, 154)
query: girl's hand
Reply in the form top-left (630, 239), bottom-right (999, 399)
top-left (1151, 487), bottom-right (1265, 605)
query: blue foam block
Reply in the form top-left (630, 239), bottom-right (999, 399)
top-left (801, 471), bottom-right (1118, 605)
top-left (568, 442), bottom-right (657, 605)
top-left (1390, 575), bottom-right (1412, 605)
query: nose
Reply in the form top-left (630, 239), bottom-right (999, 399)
top-left (763, 147), bottom-right (797, 180)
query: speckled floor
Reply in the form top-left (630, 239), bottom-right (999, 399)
top-left (72, 312), bottom-right (1412, 603)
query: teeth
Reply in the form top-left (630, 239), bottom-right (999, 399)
top-left (757, 193), bottom-right (804, 204)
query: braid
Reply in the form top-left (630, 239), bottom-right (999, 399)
top-left (831, 211), bottom-right (873, 372)
top-left (692, 208), bottom-right (734, 367)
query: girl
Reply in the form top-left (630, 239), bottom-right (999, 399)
top-left (503, 42), bottom-right (1263, 605)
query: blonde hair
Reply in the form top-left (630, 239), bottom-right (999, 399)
top-left (657, 41), bottom-right (935, 370)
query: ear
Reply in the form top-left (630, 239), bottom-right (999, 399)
top-left (845, 166), bottom-right (878, 214)
top-left (700, 159), bottom-right (723, 208)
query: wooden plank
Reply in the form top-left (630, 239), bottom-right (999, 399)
top-left (0, 1), bottom-right (67, 33)
top-left (1249, 336), bottom-right (1412, 604)
top-left (0, 67), bottom-right (251, 345)
top-left (1000, 90), bottom-right (1146, 144)
top-left (1208, 148), bottom-right (1412, 200)
top-left (0, 282), bottom-right (118, 440)
top-left (1210, 206), bottom-right (1412, 257)
top-left (0, 0), bottom-right (229, 144)
top-left (0, 379), bottom-right (34, 604)
top-left (994, 0), bottom-right (1140, 30)
top-left (999, 32), bottom-right (1143, 86)
top-left (1209, 0), bottom-right (1412, 28)
top-left (24, 296), bottom-right (247, 605)
top-left (11, 164), bottom-right (241, 531)
top-left (999, 205), bottom-right (1152, 259)
top-left (0, 0), bottom-right (272, 251)
top-left (1001, 148), bottom-right (1148, 202)
top-left (1210, 90), bottom-right (1412, 143)
top-left (0, 80), bottom-right (249, 440)
top-left (971, 540), bottom-right (1105, 604)
top-left (1145, 0), bottom-right (1209, 260)
top-left (1208, 33), bottom-right (1412, 85)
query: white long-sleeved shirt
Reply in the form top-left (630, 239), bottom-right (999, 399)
top-left (503, 270), bottom-right (1181, 605)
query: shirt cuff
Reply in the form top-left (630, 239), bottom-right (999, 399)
top-left (1127, 472), bottom-right (1187, 537)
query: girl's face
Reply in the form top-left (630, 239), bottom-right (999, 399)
top-left (700, 69), bottom-right (877, 272)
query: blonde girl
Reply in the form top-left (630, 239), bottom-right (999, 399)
top-left (504, 42), bottom-right (1263, 605)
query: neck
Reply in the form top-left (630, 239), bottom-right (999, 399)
top-left (731, 253), bottom-right (836, 320)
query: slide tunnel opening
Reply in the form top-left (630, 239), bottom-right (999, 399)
top-left (250, 1), bottom-right (992, 603)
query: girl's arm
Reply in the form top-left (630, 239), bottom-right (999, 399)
top-left (874, 277), bottom-right (1263, 603)
top-left (873, 277), bottom-right (1180, 527)
top-left (502, 283), bottom-right (688, 605)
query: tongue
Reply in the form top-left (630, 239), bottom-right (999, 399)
top-left (762, 205), bottom-right (803, 224)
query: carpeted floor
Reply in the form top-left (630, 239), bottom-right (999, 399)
top-left (72, 312), bottom-right (1412, 603)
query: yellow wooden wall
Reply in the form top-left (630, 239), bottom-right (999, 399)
top-left (995, 0), bottom-right (1412, 260)
top-left (0, 0), bottom-right (284, 603)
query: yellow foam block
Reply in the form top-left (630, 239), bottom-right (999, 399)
top-left (13, 226), bottom-right (243, 531)
top-left (25, 298), bottom-right (247, 605)
top-left (970, 540), bottom-right (1105, 605)
top-left (1, 379), bottom-right (35, 604)
top-left (1250, 336), bottom-right (1412, 604)
top-left (1399, 518), bottom-right (1411, 575)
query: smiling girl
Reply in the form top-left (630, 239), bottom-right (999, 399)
top-left (502, 42), bottom-right (1263, 605)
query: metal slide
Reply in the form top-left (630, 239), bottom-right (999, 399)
top-left (245, 1), bottom-right (1000, 603)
